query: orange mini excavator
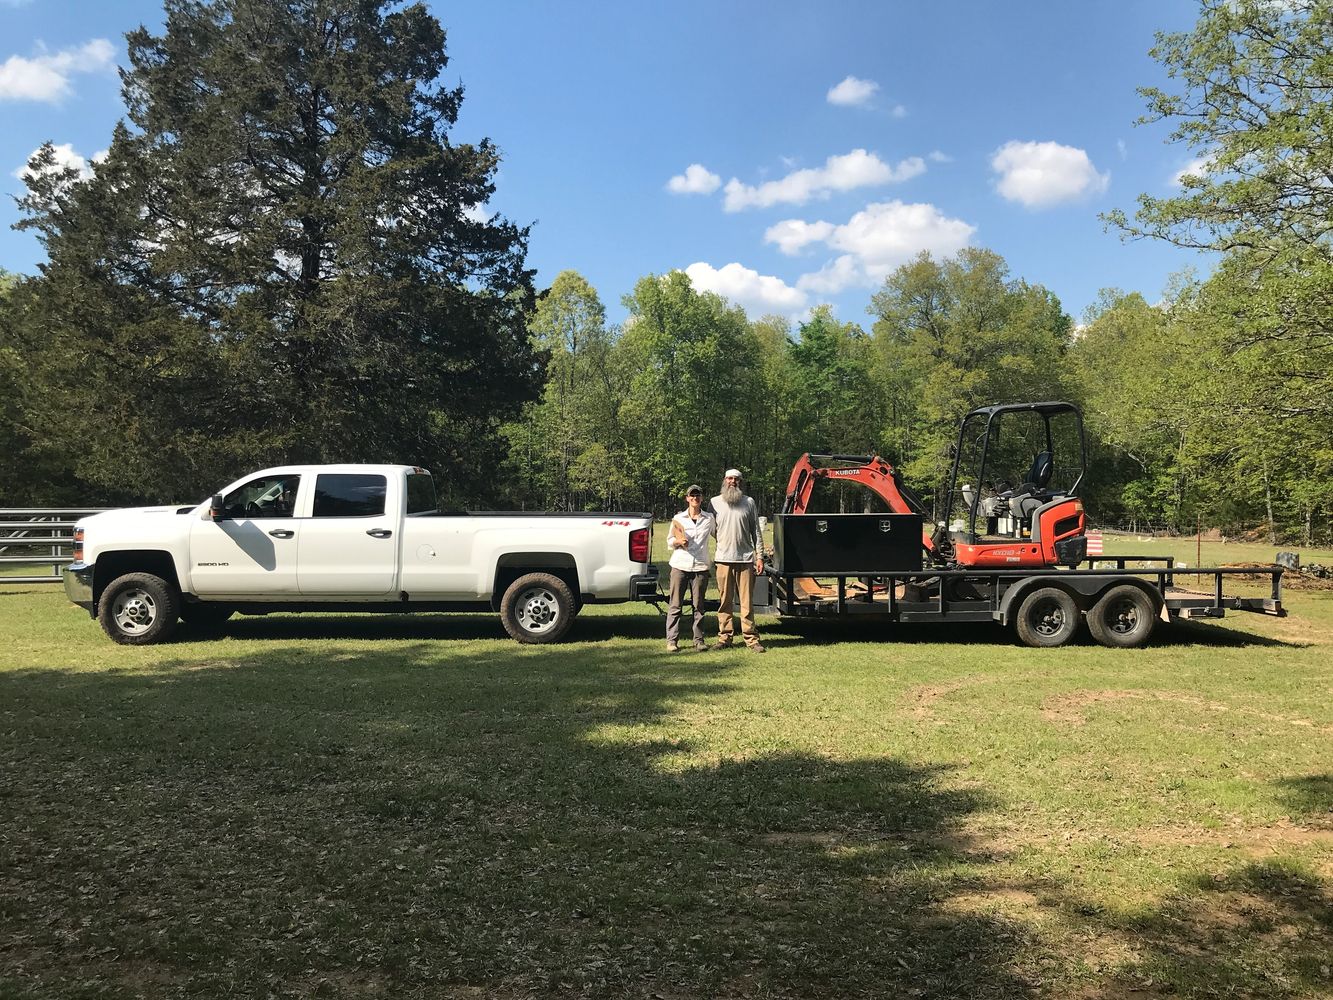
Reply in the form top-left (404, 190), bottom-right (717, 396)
top-left (781, 401), bottom-right (1089, 570)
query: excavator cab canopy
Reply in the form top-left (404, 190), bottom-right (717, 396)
top-left (942, 401), bottom-right (1087, 544)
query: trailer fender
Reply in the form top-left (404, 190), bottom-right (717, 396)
top-left (996, 575), bottom-right (1142, 625)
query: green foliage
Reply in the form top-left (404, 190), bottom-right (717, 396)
top-left (10, 0), bottom-right (537, 504)
top-left (617, 271), bottom-right (765, 510)
top-left (869, 249), bottom-right (1075, 510)
top-left (501, 271), bottom-right (626, 510)
top-left (1101, 0), bottom-right (1333, 540)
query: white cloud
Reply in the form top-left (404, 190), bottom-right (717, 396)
top-left (1116, 139), bottom-right (1128, 161)
top-left (890, 104), bottom-right (907, 119)
top-left (928, 150), bottom-right (952, 164)
top-left (461, 202), bottom-right (493, 224)
top-left (683, 262), bottom-right (807, 315)
top-left (0, 38), bottom-right (115, 102)
top-left (765, 200), bottom-right (975, 295)
top-left (723, 149), bottom-right (924, 212)
top-left (1172, 155), bottom-right (1211, 187)
top-left (12, 142), bottom-right (94, 182)
top-left (827, 75), bottom-right (879, 107)
top-left (666, 163), bottom-right (721, 195)
top-left (764, 219), bottom-right (836, 256)
top-left (991, 140), bottom-right (1110, 208)
top-left (797, 255), bottom-right (865, 295)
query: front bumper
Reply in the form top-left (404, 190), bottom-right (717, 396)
top-left (63, 562), bottom-right (95, 614)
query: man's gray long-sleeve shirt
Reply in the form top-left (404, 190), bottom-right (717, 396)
top-left (709, 493), bottom-right (760, 563)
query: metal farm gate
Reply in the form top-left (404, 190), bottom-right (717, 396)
top-left (0, 509), bottom-right (108, 584)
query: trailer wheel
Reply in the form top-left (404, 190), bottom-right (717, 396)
top-left (98, 572), bottom-right (181, 646)
top-left (500, 572), bottom-right (576, 643)
top-left (1087, 585), bottom-right (1156, 649)
top-left (1014, 587), bottom-right (1079, 648)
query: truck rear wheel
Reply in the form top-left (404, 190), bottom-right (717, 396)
top-left (500, 572), bottom-right (575, 643)
top-left (98, 572), bottom-right (181, 646)
top-left (1014, 586), bottom-right (1079, 648)
top-left (1087, 585), bottom-right (1156, 649)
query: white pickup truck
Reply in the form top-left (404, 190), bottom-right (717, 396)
top-left (64, 464), bottom-right (659, 645)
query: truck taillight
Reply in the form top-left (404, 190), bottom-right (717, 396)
top-left (72, 527), bottom-right (84, 562)
top-left (629, 527), bottom-right (650, 563)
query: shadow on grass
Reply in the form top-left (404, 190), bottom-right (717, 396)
top-left (0, 641), bottom-right (1031, 999)
top-left (1162, 618), bottom-right (1300, 649)
top-left (1273, 773), bottom-right (1333, 824)
top-left (1091, 861), bottom-right (1333, 997)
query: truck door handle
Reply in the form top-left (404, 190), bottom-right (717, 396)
top-left (268, 529), bottom-right (295, 539)
top-left (366, 528), bottom-right (393, 538)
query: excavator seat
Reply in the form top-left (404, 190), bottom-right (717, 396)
top-left (1006, 451), bottom-right (1058, 521)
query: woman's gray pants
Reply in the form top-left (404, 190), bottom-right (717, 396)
top-left (666, 567), bottom-right (708, 642)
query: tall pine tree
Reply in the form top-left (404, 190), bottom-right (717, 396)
top-left (12, 0), bottom-right (539, 502)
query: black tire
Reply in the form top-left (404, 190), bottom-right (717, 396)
top-left (1087, 585), bottom-right (1156, 649)
top-left (1014, 586), bottom-right (1080, 648)
top-left (179, 601), bottom-right (234, 632)
top-left (98, 572), bottom-right (181, 646)
top-left (499, 572), bottom-right (575, 644)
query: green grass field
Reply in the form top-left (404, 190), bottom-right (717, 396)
top-left (1, 533), bottom-right (1330, 998)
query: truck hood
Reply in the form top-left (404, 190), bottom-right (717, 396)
top-left (81, 504), bottom-right (196, 528)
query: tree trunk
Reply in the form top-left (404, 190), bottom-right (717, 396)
top-left (1261, 457), bottom-right (1276, 545)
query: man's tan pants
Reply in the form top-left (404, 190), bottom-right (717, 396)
top-left (715, 562), bottom-right (760, 647)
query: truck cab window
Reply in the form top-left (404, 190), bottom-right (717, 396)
top-left (222, 476), bottom-right (301, 519)
top-left (406, 473), bottom-right (437, 515)
top-left (313, 474), bottom-right (387, 518)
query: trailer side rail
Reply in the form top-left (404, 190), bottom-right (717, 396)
top-left (772, 565), bottom-right (1284, 622)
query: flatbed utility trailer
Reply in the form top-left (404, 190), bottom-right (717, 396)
top-left (765, 513), bottom-right (1284, 648)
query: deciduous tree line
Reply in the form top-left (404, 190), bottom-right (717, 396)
top-left (0, 0), bottom-right (1328, 543)
top-left (498, 251), bottom-right (1330, 545)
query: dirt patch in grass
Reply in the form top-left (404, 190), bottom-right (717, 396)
top-left (904, 676), bottom-right (994, 719)
top-left (1134, 821), bottom-right (1333, 851)
top-left (939, 887), bottom-right (1041, 914)
top-left (970, 819), bottom-right (1333, 859)
top-left (1040, 689), bottom-right (1333, 733)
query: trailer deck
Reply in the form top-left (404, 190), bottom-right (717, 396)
top-left (768, 557), bottom-right (1283, 644)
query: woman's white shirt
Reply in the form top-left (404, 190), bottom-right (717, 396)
top-left (666, 510), bottom-right (714, 571)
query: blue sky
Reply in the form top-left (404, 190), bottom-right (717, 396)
top-left (1, 0), bottom-right (1210, 327)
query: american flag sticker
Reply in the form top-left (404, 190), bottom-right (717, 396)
top-left (1086, 531), bottom-right (1104, 556)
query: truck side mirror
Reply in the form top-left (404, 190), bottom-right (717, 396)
top-left (209, 494), bottom-right (224, 519)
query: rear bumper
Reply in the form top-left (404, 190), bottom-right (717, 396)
top-left (63, 562), bottom-right (95, 614)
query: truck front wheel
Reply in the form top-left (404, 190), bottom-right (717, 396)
top-left (1014, 586), bottom-right (1080, 648)
top-left (98, 572), bottom-right (181, 646)
top-left (500, 572), bottom-right (575, 643)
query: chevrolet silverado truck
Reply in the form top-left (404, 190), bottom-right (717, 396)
top-left (64, 464), bottom-right (658, 645)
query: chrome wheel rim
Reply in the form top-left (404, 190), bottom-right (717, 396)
top-left (112, 588), bottom-right (157, 635)
top-left (516, 587), bottom-right (559, 634)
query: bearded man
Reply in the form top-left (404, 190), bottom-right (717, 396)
top-left (709, 468), bottom-right (765, 652)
